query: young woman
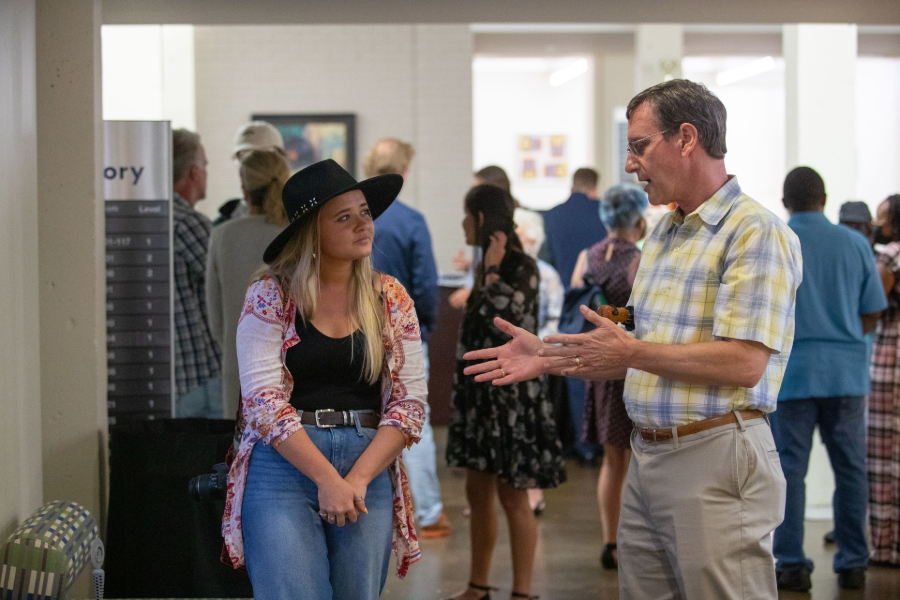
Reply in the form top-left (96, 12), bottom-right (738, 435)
top-left (570, 184), bottom-right (647, 570)
top-left (221, 159), bottom-right (426, 599)
top-left (447, 184), bottom-right (566, 600)
top-left (206, 149), bottom-right (290, 419)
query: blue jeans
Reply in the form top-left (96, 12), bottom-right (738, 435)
top-left (770, 396), bottom-right (869, 573)
top-left (401, 342), bottom-right (444, 527)
top-left (242, 424), bottom-right (394, 600)
top-left (176, 376), bottom-right (222, 418)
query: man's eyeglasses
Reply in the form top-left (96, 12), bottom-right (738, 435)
top-left (626, 130), bottom-right (671, 157)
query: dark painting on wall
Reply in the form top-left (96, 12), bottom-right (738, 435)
top-left (252, 113), bottom-right (357, 176)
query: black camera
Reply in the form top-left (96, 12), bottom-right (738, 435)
top-left (189, 462), bottom-right (229, 501)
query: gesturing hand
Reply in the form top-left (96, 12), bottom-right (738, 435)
top-left (540, 305), bottom-right (635, 380)
top-left (317, 474), bottom-right (359, 527)
top-left (463, 317), bottom-right (549, 385)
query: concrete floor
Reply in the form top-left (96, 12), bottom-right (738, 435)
top-left (382, 427), bottom-right (900, 600)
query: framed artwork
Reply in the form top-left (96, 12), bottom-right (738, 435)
top-left (251, 113), bottom-right (357, 176)
top-left (516, 134), bottom-right (568, 181)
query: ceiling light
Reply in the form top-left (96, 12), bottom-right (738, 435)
top-left (550, 58), bottom-right (588, 87)
top-left (715, 56), bottom-right (776, 86)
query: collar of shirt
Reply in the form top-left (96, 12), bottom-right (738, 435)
top-left (665, 175), bottom-right (743, 230)
top-left (787, 211), bottom-right (830, 227)
top-left (173, 191), bottom-right (190, 211)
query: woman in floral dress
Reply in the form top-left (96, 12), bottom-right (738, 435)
top-left (446, 184), bottom-right (566, 600)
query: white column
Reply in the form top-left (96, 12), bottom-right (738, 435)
top-left (634, 24), bottom-right (684, 93)
top-left (413, 25), bottom-right (473, 275)
top-left (0, 0), bottom-right (43, 541)
top-left (783, 24), bottom-right (858, 519)
top-left (36, 3), bottom-right (107, 595)
top-left (784, 24), bottom-right (857, 224)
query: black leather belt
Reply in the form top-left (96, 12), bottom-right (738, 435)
top-left (299, 409), bottom-right (379, 429)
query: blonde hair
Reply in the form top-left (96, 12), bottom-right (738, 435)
top-left (255, 216), bottom-right (384, 383)
top-left (240, 150), bottom-right (290, 226)
top-left (364, 138), bottom-right (415, 177)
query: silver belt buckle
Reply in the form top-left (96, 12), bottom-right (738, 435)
top-left (315, 409), bottom-right (336, 428)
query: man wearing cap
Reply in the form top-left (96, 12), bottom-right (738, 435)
top-left (215, 121), bottom-right (287, 225)
top-left (840, 200), bottom-right (875, 249)
top-left (171, 128), bottom-right (222, 418)
top-left (463, 79), bottom-right (803, 599)
top-left (771, 167), bottom-right (886, 592)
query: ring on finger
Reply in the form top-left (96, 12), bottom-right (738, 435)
top-left (319, 511), bottom-right (327, 518)
top-left (328, 515), bottom-right (336, 522)
top-left (501, 368), bottom-right (506, 378)
top-left (355, 495), bottom-right (364, 501)
top-left (574, 356), bottom-right (581, 367)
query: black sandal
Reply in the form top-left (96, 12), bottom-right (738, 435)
top-left (511, 592), bottom-right (539, 599)
top-left (443, 582), bottom-right (498, 600)
top-left (601, 543), bottom-right (618, 570)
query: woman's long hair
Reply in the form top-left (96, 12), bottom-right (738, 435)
top-left (255, 214), bottom-right (384, 384)
top-left (464, 184), bottom-right (524, 305)
top-left (240, 150), bottom-right (290, 226)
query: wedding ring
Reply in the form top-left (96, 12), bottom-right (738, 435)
top-left (501, 369), bottom-right (507, 378)
top-left (328, 515), bottom-right (336, 522)
top-left (574, 356), bottom-right (581, 367)
top-left (355, 495), bottom-right (364, 501)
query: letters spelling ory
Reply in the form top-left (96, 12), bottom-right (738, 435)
top-left (104, 165), bottom-right (145, 185)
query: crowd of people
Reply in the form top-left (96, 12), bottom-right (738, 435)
top-left (164, 78), bottom-right (900, 599)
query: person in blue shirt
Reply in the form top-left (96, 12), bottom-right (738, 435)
top-left (542, 167), bottom-right (607, 290)
top-left (365, 138), bottom-right (450, 539)
top-left (772, 167), bottom-right (887, 593)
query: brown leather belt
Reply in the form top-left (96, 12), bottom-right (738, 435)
top-left (637, 409), bottom-right (765, 443)
top-left (299, 409), bottom-right (379, 429)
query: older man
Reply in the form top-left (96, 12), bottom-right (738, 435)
top-left (464, 79), bottom-right (802, 599)
top-left (172, 129), bottom-right (222, 418)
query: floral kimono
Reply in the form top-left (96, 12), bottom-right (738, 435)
top-left (222, 274), bottom-right (426, 577)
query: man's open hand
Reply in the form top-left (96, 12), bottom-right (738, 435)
top-left (540, 305), bottom-right (634, 380)
top-left (462, 317), bottom-right (549, 385)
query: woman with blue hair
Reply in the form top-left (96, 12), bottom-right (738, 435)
top-left (570, 183), bottom-right (647, 570)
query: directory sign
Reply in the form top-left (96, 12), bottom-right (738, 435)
top-left (104, 121), bottom-right (174, 424)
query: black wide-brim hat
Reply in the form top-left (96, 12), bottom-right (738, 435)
top-left (263, 158), bottom-right (403, 263)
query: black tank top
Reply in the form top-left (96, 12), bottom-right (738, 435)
top-left (285, 313), bottom-right (382, 412)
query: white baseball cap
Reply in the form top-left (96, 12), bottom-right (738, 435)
top-left (232, 121), bottom-right (285, 159)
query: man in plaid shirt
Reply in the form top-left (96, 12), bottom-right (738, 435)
top-left (464, 80), bottom-right (803, 599)
top-left (172, 129), bottom-right (222, 418)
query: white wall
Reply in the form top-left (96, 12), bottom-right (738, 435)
top-left (473, 56), bottom-right (595, 210)
top-left (682, 56), bottom-right (787, 220)
top-left (193, 24), bottom-right (473, 274)
top-left (857, 57), bottom-right (900, 208)
top-left (0, 0), bottom-right (43, 541)
top-left (102, 25), bottom-right (196, 130)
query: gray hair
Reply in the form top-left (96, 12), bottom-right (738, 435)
top-left (172, 128), bottom-right (202, 184)
top-left (513, 208), bottom-right (545, 257)
top-left (626, 79), bottom-right (728, 159)
top-left (599, 184), bottom-right (648, 230)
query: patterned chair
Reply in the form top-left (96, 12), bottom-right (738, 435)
top-left (1, 500), bottom-right (100, 600)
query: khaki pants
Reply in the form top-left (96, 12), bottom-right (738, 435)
top-left (618, 414), bottom-right (786, 599)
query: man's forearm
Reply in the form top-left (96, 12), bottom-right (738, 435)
top-left (629, 339), bottom-right (769, 388)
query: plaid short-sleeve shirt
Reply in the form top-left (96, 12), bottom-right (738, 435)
top-left (625, 177), bottom-right (803, 428)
